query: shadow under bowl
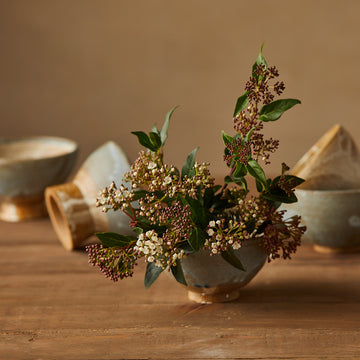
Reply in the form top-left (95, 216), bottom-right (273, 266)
top-left (0, 136), bottom-right (78, 222)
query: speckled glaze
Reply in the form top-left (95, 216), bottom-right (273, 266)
top-left (283, 189), bottom-right (360, 253)
top-left (180, 240), bottom-right (267, 303)
top-left (285, 124), bottom-right (360, 253)
top-left (45, 141), bottom-right (133, 250)
top-left (0, 136), bottom-right (78, 222)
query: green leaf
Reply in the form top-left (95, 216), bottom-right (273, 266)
top-left (262, 174), bottom-right (305, 205)
top-left (272, 175), bottom-right (305, 188)
top-left (225, 175), bottom-right (248, 191)
top-left (188, 226), bottom-right (207, 252)
top-left (233, 162), bottom-right (247, 178)
top-left (133, 227), bottom-right (143, 235)
top-left (236, 177), bottom-right (248, 192)
top-left (135, 216), bottom-right (165, 233)
top-left (160, 106), bottom-right (179, 145)
top-left (95, 232), bottom-right (137, 248)
top-left (259, 99), bottom-right (301, 122)
top-left (252, 43), bottom-right (267, 77)
top-left (262, 191), bottom-right (298, 204)
top-left (221, 247), bottom-right (246, 271)
top-left (171, 260), bottom-right (187, 286)
top-left (255, 180), bottom-right (263, 192)
top-left (247, 159), bottom-right (267, 188)
top-left (221, 130), bottom-right (233, 145)
top-left (203, 187), bottom-right (215, 208)
top-left (144, 262), bottom-right (164, 289)
top-left (187, 197), bottom-right (207, 227)
top-left (149, 131), bottom-right (162, 150)
top-left (151, 124), bottom-right (160, 135)
top-left (131, 131), bottom-right (157, 152)
top-left (181, 147), bottom-right (199, 178)
top-left (233, 92), bottom-right (249, 117)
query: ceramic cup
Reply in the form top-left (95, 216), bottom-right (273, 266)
top-left (0, 136), bottom-right (78, 222)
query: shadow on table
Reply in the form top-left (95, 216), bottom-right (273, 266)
top-left (237, 277), bottom-right (359, 304)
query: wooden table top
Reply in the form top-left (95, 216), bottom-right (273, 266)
top-left (1, 217), bottom-right (360, 360)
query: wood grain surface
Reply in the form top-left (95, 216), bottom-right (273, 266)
top-left (1, 219), bottom-right (360, 359)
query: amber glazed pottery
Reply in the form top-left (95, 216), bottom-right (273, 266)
top-left (283, 124), bottom-right (360, 253)
top-left (45, 141), bottom-right (133, 250)
top-left (180, 240), bottom-right (267, 303)
top-left (0, 136), bottom-right (78, 222)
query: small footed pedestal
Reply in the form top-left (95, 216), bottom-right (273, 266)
top-left (180, 240), bottom-right (267, 304)
top-left (313, 244), bottom-right (360, 254)
top-left (187, 285), bottom-right (246, 304)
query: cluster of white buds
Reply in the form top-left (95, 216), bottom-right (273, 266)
top-left (134, 230), bottom-right (164, 268)
top-left (96, 181), bottom-right (134, 212)
top-left (181, 162), bottom-right (214, 198)
top-left (205, 219), bottom-right (244, 254)
top-left (133, 230), bottom-right (187, 269)
top-left (123, 151), bottom-right (178, 193)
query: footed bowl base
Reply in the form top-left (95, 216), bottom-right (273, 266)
top-left (187, 285), bottom-right (242, 304)
top-left (313, 244), bottom-right (360, 254)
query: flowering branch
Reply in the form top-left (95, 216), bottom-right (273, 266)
top-left (86, 47), bottom-right (306, 288)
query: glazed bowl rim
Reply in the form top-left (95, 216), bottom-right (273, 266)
top-left (296, 188), bottom-right (360, 195)
top-left (0, 135), bottom-right (78, 165)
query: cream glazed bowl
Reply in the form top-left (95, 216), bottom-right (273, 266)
top-left (0, 136), bottom-right (78, 222)
top-left (282, 188), bottom-right (360, 253)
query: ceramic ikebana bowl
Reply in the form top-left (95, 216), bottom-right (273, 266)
top-left (0, 136), bottom-right (78, 222)
top-left (181, 239), bottom-right (267, 303)
top-left (84, 48), bottom-right (307, 303)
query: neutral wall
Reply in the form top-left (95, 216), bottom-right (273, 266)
top-left (1, 0), bottom-right (359, 179)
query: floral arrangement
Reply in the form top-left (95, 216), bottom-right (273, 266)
top-left (86, 47), bottom-right (306, 288)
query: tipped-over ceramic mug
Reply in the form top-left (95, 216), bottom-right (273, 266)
top-left (45, 141), bottom-right (133, 250)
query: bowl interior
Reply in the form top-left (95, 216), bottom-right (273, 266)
top-left (0, 136), bottom-right (78, 163)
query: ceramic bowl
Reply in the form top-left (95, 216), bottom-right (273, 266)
top-left (180, 240), bottom-right (267, 303)
top-left (282, 188), bottom-right (360, 253)
top-left (0, 136), bottom-right (78, 222)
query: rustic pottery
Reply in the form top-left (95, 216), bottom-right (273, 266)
top-left (283, 124), bottom-right (360, 253)
top-left (83, 49), bottom-right (306, 303)
top-left (45, 141), bottom-right (132, 250)
top-left (0, 136), bottom-right (78, 222)
top-left (285, 189), bottom-right (360, 253)
top-left (180, 239), bottom-right (267, 303)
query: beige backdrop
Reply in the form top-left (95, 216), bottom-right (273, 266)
top-left (1, 0), bottom-right (359, 179)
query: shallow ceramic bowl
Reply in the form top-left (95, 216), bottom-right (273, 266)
top-left (180, 240), bottom-right (267, 303)
top-left (283, 188), bottom-right (360, 253)
top-left (0, 136), bottom-right (78, 222)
